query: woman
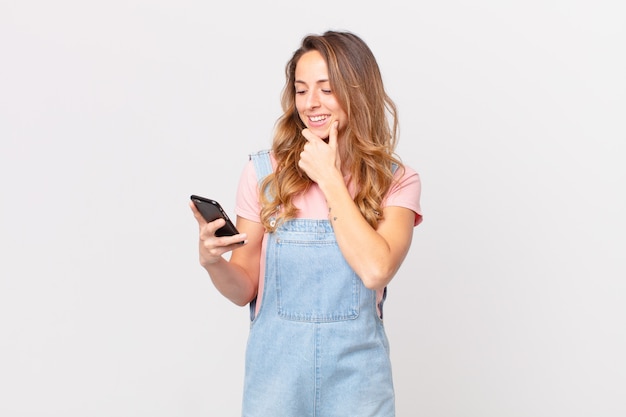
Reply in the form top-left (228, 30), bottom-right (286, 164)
top-left (191, 30), bottom-right (422, 417)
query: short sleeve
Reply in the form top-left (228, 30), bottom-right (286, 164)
top-left (384, 165), bottom-right (423, 226)
top-left (234, 159), bottom-right (262, 223)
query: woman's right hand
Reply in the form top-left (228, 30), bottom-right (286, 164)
top-left (189, 202), bottom-right (248, 267)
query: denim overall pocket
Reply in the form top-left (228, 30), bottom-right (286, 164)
top-left (274, 232), bottom-right (360, 322)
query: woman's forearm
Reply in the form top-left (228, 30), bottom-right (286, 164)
top-left (202, 257), bottom-right (258, 306)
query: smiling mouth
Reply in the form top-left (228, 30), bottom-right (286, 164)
top-left (308, 115), bottom-right (329, 122)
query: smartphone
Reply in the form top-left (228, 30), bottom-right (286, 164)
top-left (190, 195), bottom-right (241, 239)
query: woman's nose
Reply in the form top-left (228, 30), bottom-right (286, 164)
top-left (306, 90), bottom-right (320, 109)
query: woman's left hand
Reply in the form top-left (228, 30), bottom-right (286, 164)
top-left (298, 121), bottom-right (342, 185)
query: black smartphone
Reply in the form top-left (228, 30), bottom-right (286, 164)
top-left (190, 195), bottom-right (241, 238)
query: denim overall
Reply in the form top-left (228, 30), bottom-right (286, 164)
top-left (241, 150), bottom-right (395, 417)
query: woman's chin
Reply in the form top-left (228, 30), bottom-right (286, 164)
top-left (309, 126), bottom-right (331, 141)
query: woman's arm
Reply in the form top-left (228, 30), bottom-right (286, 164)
top-left (191, 202), bottom-right (265, 306)
top-left (323, 189), bottom-right (415, 290)
top-left (298, 122), bottom-right (416, 290)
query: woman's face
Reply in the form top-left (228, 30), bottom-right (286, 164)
top-left (294, 50), bottom-right (347, 140)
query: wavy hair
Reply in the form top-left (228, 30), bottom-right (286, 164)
top-left (260, 30), bottom-right (404, 232)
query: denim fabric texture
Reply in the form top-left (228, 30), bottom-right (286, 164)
top-left (241, 151), bottom-right (395, 417)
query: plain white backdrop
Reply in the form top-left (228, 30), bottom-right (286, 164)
top-left (1, 1), bottom-right (624, 416)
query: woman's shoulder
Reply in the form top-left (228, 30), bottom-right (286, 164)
top-left (386, 161), bottom-right (422, 224)
top-left (248, 149), bottom-right (273, 159)
top-left (393, 162), bottom-right (420, 184)
top-left (241, 149), bottom-right (277, 179)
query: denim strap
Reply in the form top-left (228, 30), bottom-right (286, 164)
top-left (249, 149), bottom-right (273, 190)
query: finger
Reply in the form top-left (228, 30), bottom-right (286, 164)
top-left (207, 218), bottom-right (227, 235)
top-left (301, 128), bottom-right (323, 143)
top-left (225, 234), bottom-right (248, 247)
top-left (328, 120), bottom-right (339, 149)
top-left (201, 234), bottom-right (248, 258)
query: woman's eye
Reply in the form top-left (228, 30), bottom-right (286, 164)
top-left (295, 90), bottom-right (306, 95)
top-left (322, 89), bottom-right (332, 94)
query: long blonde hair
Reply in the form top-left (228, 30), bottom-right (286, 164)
top-left (260, 30), bottom-right (404, 232)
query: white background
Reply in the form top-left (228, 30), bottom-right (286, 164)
top-left (1, 1), bottom-right (624, 416)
